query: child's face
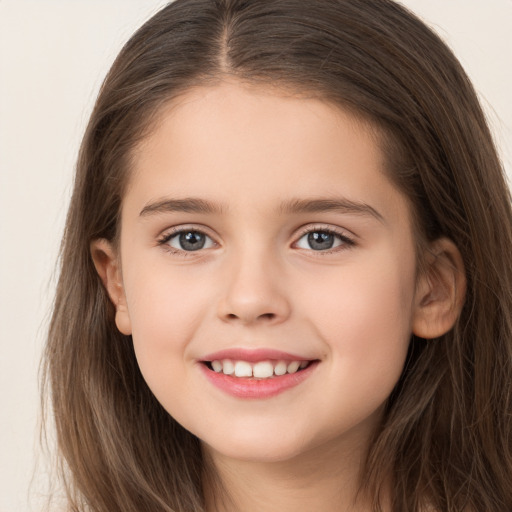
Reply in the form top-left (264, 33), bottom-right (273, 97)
top-left (113, 81), bottom-right (422, 464)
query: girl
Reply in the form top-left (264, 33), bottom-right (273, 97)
top-left (42, 1), bottom-right (512, 511)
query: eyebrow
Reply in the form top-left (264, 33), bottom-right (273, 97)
top-left (139, 196), bottom-right (384, 222)
top-left (140, 197), bottom-right (224, 217)
top-left (278, 197), bottom-right (384, 222)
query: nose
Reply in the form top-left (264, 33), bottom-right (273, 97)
top-left (217, 249), bottom-right (291, 326)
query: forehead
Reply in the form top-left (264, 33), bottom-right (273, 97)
top-left (125, 80), bottom-right (405, 222)
top-left (129, 82), bottom-right (383, 176)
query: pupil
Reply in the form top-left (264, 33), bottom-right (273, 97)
top-left (180, 232), bottom-right (205, 251)
top-left (308, 231), bottom-right (334, 250)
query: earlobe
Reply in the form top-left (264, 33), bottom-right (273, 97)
top-left (412, 238), bottom-right (466, 339)
top-left (90, 239), bottom-right (132, 335)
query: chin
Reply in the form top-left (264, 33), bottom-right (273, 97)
top-left (201, 427), bottom-right (318, 464)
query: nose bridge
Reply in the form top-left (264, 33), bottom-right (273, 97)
top-left (217, 238), bottom-right (291, 325)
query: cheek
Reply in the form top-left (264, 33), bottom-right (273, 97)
top-left (121, 263), bottom-right (209, 390)
top-left (301, 250), bottom-right (416, 383)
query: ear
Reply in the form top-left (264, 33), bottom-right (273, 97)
top-left (412, 237), bottom-right (466, 339)
top-left (90, 239), bottom-right (132, 335)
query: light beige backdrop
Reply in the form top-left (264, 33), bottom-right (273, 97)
top-left (0, 1), bottom-right (510, 511)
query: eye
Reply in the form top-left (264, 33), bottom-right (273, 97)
top-left (161, 230), bottom-right (216, 252)
top-left (295, 229), bottom-right (354, 251)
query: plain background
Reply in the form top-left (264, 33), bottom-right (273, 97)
top-left (0, 1), bottom-right (511, 511)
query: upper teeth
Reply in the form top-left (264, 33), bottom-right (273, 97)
top-left (210, 359), bottom-right (309, 378)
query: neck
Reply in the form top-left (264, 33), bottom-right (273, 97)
top-left (203, 435), bottom-right (388, 512)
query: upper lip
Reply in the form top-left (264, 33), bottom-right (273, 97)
top-left (200, 348), bottom-right (315, 363)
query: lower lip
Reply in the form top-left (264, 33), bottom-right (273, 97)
top-left (199, 361), bottom-right (318, 399)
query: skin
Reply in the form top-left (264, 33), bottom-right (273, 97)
top-left (93, 81), bottom-right (465, 512)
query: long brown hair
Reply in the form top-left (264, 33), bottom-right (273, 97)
top-left (42, 1), bottom-right (512, 510)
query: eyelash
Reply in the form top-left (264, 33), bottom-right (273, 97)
top-left (157, 226), bottom-right (217, 256)
top-left (293, 225), bottom-right (356, 254)
top-left (157, 224), bottom-right (356, 256)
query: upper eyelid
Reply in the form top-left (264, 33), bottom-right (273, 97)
top-left (158, 222), bottom-right (354, 234)
top-left (157, 224), bottom-right (217, 241)
top-left (293, 223), bottom-right (356, 240)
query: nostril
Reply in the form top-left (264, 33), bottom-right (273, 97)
top-left (224, 312), bottom-right (276, 321)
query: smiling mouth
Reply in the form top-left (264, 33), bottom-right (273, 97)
top-left (202, 359), bottom-right (315, 379)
